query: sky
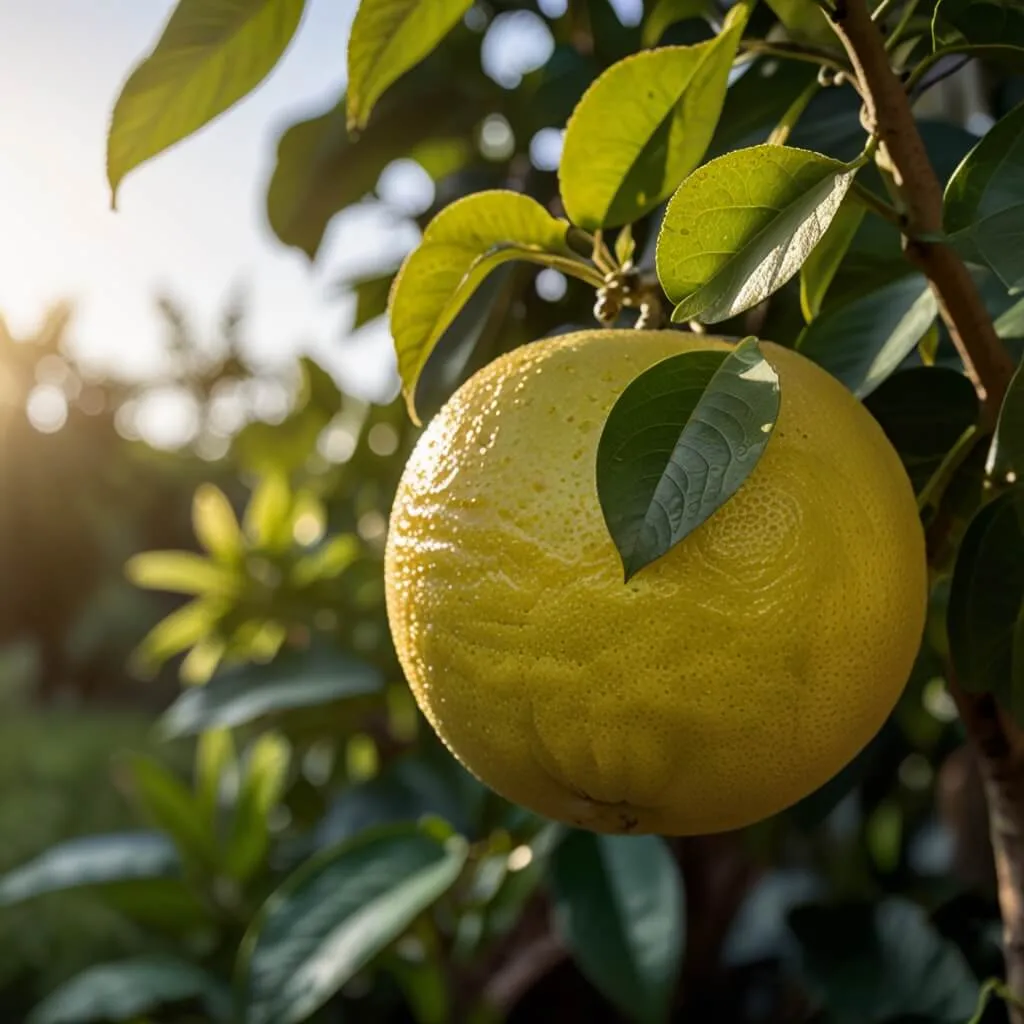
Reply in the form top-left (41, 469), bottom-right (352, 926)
top-left (0, 0), bottom-right (409, 405)
top-left (0, 0), bottom-right (640, 442)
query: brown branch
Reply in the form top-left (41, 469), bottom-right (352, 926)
top-left (830, 0), bottom-right (1015, 411)
top-left (830, 1), bottom-right (1024, 1016)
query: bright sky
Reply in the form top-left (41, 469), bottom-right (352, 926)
top-left (0, 0), bottom-right (641, 437)
top-left (0, 0), bottom-right (417, 404)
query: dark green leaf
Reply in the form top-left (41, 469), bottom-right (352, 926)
top-left (107, 0), bottom-right (306, 203)
top-left (389, 190), bottom-right (585, 422)
top-left (657, 145), bottom-right (857, 323)
top-left (28, 957), bottom-right (231, 1024)
top-left (987, 359), bottom-right (1024, 480)
top-left (796, 275), bottom-right (938, 398)
top-left (267, 81), bottom-right (474, 259)
top-left (550, 831), bottom-right (684, 1024)
top-left (788, 899), bottom-right (980, 1023)
top-left (934, 0), bottom-right (1024, 50)
top-left (945, 100), bottom-right (1024, 291)
top-left (118, 755), bottom-right (219, 870)
top-left (237, 825), bottom-right (468, 1024)
top-left (346, 0), bottom-right (472, 130)
top-left (597, 338), bottom-right (780, 580)
top-left (0, 833), bottom-right (180, 907)
top-left (559, 4), bottom-right (747, 230)
top-left (948, 487), bottom-right (1024, 723)
top-left (800, 194), bottom-right (866, 321)
top-left (864, 367), bottom-right (980, 492)
top-left (160, 646), bottom-right (382, 736)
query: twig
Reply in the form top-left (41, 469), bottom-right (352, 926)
top-left (830, 1), bottom-right (1022, 1017)
top-left (850, 180), bottom-right (903, 226)
top-left (738, 39), bottom-right (851, 77)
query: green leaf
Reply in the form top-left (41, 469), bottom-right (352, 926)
top-left (28, 957), bottom-right (231, 1024)
top-left (767, 0), bottom-right (840, 47)
top-left (267, 78), bottom-right (476, 259)
top-left (237, 825), bottom-right (469, 1024)
top-left (948, 487), bottom-right (1024, 723)
top-left (997, 295), bottom-right (1024, 338)
top-left (945, 100), bottom-right (1024, 291)
top-left (291, 534), bottom-right (360, 587)
top-left (131, 598), bottom-right (225, 675)
top-left (800, 194), bottom-right (866, 321)
top-left (864, 367), bottom-right (980, 492)
top-left (160, 646), bottom-right (383, 736)
top-left (657, 145), bottom-right (858, 323)
top-left (346, 0), bottom-right (472, 130)
top-left (788, 899), bottom-right (980, 1023)
top-left (226, 733), bottom-right (291, 881)
top-left (559, 4), bottom-right (748, 230)
top-left (597, 338), bottom-right (780, 581)
top-left (119, 754), bottom-right (220, 870)
top-left (987, 359), bottom-right (1024, 481)
top-left (796, 274), bottom-right (939, 397)
top-left (195, 728), bottom-right (236, 827)
top-left (549, 831), bottom-right (684, 1024)
top-left (0, 833), bottom-right (180, 907)
top-left (192, 484), bottom-right (242, 562)
top-left (180, 635), bottom-right (228, 686)
top-left (107, 0), bottom-right (306, 204)
top-left (934, 0), bottom-right (1024, 49)
top-left (125, 550), bottom-right (235, 595)
top-left (389, 190), bottom-right (584, 422)
top-left (642, 0), bottom-right (715, 46)
top-left (244, 472), bottom-right (293, 551)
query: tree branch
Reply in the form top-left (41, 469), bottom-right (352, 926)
top-left (830, 1), bottom-right (1023, 1015)
top-left (830, 0), bottom-right (1015, 409)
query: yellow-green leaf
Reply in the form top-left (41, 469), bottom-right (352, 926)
top-left (192, 484), bottom-right (242, 562)
top-left (195, 728), bottom-right (236, 826)
top-left (227, 733), bottom-right (292, 880)
top-left (107, 0), bottom-right (307, 204)
top-left (126, 551), bottom-right (234, 596)
top-left (657, 145), bottom-right (857, 323)
top-left (767, 0), bottom-right (839, 47)
top-left (244, 473), bottom-right (293, 552)
top-left (559, 3), bottom-right (748, 230)
top-left (292, 535), bottom-right (361, 587)
top-left (346, 0), bottom-right (473, 130)
top-left (180, 636), bottom-right (228, 686)
top-left (799, 193), bottom-right (866, 321)
top-left (388, 190), bottom-right (588, 422)
top-left (642, 0), bottom-right (715, 47)
top-left (132, 600), bottom-right (225, 676)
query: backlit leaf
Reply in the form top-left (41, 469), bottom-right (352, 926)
top-left (237, 825), bottom-right (468, 1024)
top-left (597, 338), bottom-right (780, 580)
top-left (389, 190), bottom-right (587, 422)
top-left (227, 733), bottom-right (291, 881)
top-left (800, 194), bottom-right (866, 321)
top-left (107, 0), bottom-right (306, 203)
top-left (657, 145), bottom-right (857, 323)
top-left (559, 3), bottom-right (748, 230)
top-left (125, 551), bottom-right (234, 596)
top-left (192, 484), bottom-right (242, 562)
top-left (796, 275), bottom-right (938, 397)
top-left (346, 0), bottom-right (472, 130)
top-left (642, 0), bottom-right (715, 47)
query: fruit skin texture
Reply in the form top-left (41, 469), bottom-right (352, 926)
top-left (385, 330), bottom-right (927, 835)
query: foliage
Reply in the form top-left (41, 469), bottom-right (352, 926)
top-left (7, 0), bottom-right (1024, 1021)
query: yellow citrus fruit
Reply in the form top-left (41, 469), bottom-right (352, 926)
top-left (385, 329), bottom-right (927, 835)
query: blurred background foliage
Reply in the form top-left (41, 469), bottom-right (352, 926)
top-left (2, 0), bottom-right (1024, 1022)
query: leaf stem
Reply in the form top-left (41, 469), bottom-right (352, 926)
top-left (884, 0), bottom-right (921, 50)
top-left (737, 40), bottom-right (850, 76)
top-left (904, 45), bottom-right (978, 95)
top-left (850, 180), bottom-right (902, 225)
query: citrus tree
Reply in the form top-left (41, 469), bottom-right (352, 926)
top-left (7, 0), bottom-right (1024, 1021)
